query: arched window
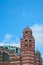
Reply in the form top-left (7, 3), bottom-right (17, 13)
top-left (0, 51), bottom-right (3, 61)
top-left (2, 52), bottom-right (9, 61)
top-left (29, 39), bottom-right (32, 50)
top-left (16, 48), bottom-right (18, 53)
top-left (25, 31), bottom-right (28, 34)
top-left (5, 47), bottom-right (8, 49)
top-left (25, 39), bottom-right (27, 41)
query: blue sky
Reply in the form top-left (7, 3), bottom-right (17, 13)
top-left (0, 0), bottom-right (43, 58)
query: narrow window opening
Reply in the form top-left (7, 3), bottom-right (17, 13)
top-left (16, 48), bottom-right (18, 53)
top-left (5, 47), bottom-right (8, 49)
top-left (25, 39), bottom-right (27, 41)
top-left (25, 31), bottom-right (28, 34)
top-left (29, 39), bottom-right (31, 42)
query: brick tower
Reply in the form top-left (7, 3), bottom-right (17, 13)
top-left (20, 27), bottom-right (35, 65)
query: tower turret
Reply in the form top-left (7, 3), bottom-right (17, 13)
top-left (20, 27), bottom-right (35, 65)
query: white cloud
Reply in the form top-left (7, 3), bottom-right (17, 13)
top-left (4, 34), bottom-right (14, 41)
top-left (4, 34), bottom-right (11, 42)
top-left (0, 42), bottom-right (20, 47)
top-left (31, 24), bottom-right (43, 48)
top-left (9, 42), bottom-right (20, 47)
top-left (0, 42), bottom-right (5, 46)
top-left (0, 34), bottom-right (20, 47)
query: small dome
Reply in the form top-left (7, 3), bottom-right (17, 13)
top-left (23, 27), bottom-right (32, 33)
top-left (35, 51), bottom-right (41, 56)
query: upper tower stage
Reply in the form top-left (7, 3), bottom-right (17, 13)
top-left (23, 27), bottom-right (33, 39)
top-left (23, 27), bottom-right (32, 33)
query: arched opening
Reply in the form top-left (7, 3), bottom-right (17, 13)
top-left (0, 51), bottom-right (3, 61)
top-left (2, 52), bottom-right (9, 61)
top-left (5, 47), bottom-right (8, 49)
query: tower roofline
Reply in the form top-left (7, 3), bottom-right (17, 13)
top-left (23, 26), bottom-right (32, 33)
